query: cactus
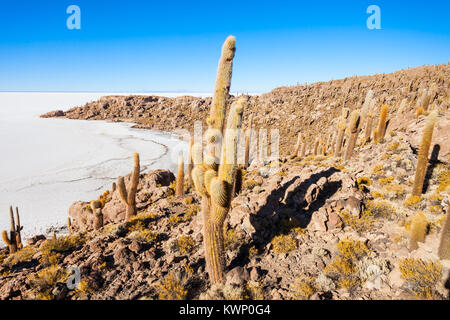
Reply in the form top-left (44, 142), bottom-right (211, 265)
top-left (14, 207), bottom-right (23, 249)
top-left (244, 114), bottom-right (253, 168)
top-left (118, 152), bottom-right (140, 220)
top-left (375, 104), bottom-right (389, 143)
top-left (187, 138), bottom-right (194, 186)
top-left (344, 110), bottom-right (360, 161)
top-left (300, 136), bottom-right (307, 157)
top-left (2, 206), bottom-right (20, 253)
top-left (397, 98), bottom-right (408, 115)
top-left (90, 200), bottom-right (103, 230)
top-left (409, 212), bottom-right (428, 251)
top-left (334, 120), bottom-right (346, 157)
top-left (111, 182), bottom-right (117, 193)
top-left (363, 113), bottom-right (374, 143)
top-left (67, 217), bottom-right (72, 234)
top-left (313, 137), bottom-right (319, 155)
top-left (176, 153), bottom-right (185, 197)
top-left (438, 207), bottom-right (450, 259)
top-left (290, 132), bottom-right (301, 159)
top-left (192, 35), bottom-right (245, 284)
top-left (412, 110), bottom-right (438, 196)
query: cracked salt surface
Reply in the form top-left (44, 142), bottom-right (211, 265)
top-left (0, 92), bottom-right (192, 240)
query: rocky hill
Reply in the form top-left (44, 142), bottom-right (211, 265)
top-left (1, 63), bottom-right (448, 300)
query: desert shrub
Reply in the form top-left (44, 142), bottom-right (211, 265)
top-left (382, 183), bottom-right (406, 199)
top-left (168, 214), bottom-right (182, 227)
top-left (436, 169), bottom-right (450, 194)
top-left (245, 281), bottom-right (264, 300)
top-left (324, 238), bottom-right (371, 292)
top-left (339, 209), bottom-right (375, 232)
top-left (243, 179), bottom-right (262, 190)
top-left (292, 276), bottom-right (317, 300)
top-left (40, 235), bottom-right (84, 260)
top-left (357, 177), bottom-right (372, 191)
top-left (3, 246), bottom-right (38, 267)
top-left (398, 258), bottom-right (442, 299)
top-left (379, 176), bottom-right (395, 186)
top-left (371, 164), bottom-right (385, 176)
top-left (128, 229), bottom-right (159, 243)
top-left (404, 195), bottom-right (423, 209)
top-left (271, 234), bottom-right (297, 254)
top-left (365, 200), bottom-right (397, 218)
top-left (184, 204), bottom-right (199, 221)
top-left (157, 272), bottom-right (188, 300)
top-left (337, 238), bottom-right (370, 260)
top-left (224, 229), bottom-right (243, 251)
top-left (176, 235), bottom-right (195, 255)
top-left (28, 265), bottom-right (68, 300)
top-left (74, 279), bottom-right (95, 299)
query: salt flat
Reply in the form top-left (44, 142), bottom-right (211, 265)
top-left (0, 92), bottom-right (198, 239)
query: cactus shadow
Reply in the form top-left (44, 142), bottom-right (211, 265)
top-left (228, 167), bottom-right (341, 269)
top-left (422, 144), bottom-right (441, 193)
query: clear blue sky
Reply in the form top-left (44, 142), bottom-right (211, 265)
top-left (0, 0), bottom-right (448, 93)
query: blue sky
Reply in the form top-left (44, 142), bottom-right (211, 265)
top-left (0, 0), bottom-right (448, 93)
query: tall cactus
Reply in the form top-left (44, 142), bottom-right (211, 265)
top-left (118, 152), bottom-right (140, 220)
top-left (176, 153), bottom-right (185, 197)
top-left (192, 36), bottom-right (245, 284)
top-left (344, 110), bottom-right (361, 161)
top-left (412, 110), bottom-right (438, 196)
top-left (375, 104), bottom-right (389, 143)
top-left (2, 206), bottom-right (21, 254)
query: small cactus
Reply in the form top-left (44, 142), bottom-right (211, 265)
top-left (438, 207), bottom-right (450, 260)
top-left (67, 217), bottom-right (72, 234)
top-left (90, 200), bottom-right (104, 230)
top-left (118, 152), bottom-right (140, 220)
top-left (412, 110), bottom-right (438, 196)
top-left (176, 153), bottom-right (185, 197)
top-left (409, 212), bottom-right (428, 251)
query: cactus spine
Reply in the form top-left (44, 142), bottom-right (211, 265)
top-left (118, 152), bottom-right (140, 220)
top-left (344, 110), bottom-right (360, 161)
top-left (2, 206), bottom-right (22, 253)
top-left (192, 36), bottom-right (245, 284)
top-left (438, 207), bottom-right (450, 259)
top-left (176, 153), bottom-right (185, 197)
top-left (412, 110), bottom-right (438, 196)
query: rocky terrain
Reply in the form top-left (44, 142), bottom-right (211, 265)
top-left (41, 64), bottom-right (449, 160)
top-left (1, 63), bottom-right (449, 300)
